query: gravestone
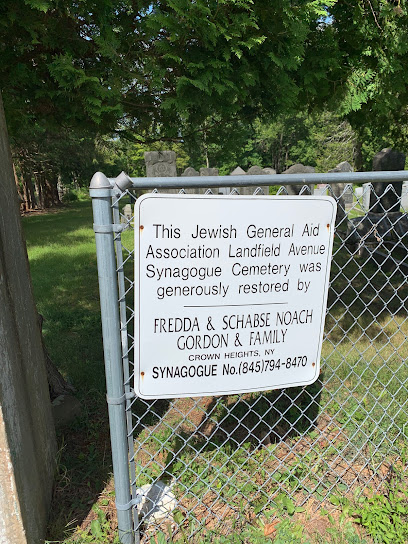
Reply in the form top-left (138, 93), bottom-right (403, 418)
top-left (328, 161), bottom-right (354, 209)
top-left (314, 184), bottom-right (328, 196)
top-left (121, 204), bottom-right (132, 224)
top-left (241, 165), bottom-right (267, 195)
top-left (327, 161), bottom-right (354, 228)
top-left (57, 179), bottom-right (65, 201)
top-left (343, 184), bottom-right (354, 209)
top-left (200, 167), bottom-right (219, 176)
top-left (370, 148), bottom-right (405, 213)
top-left (199, 167), bottom-right (221, 194)
top-left (144, 150), bottom-right (177, 178)
top-left (181, 167), bottom-right (199, 177)
top-left (329, 161), bottom-right (353, 173)
top-left (263, 167), bottom-right (276, 175)
top-left (144, 150), bottom-right (178, 194)
top-left (181, 167), bottom-right (203, 194)
top-left (348, 212), bottom-right (408, 253)
top-left (362, 183), bottom-right (371, 211)
top-left (282, 164), bottom-right (314, 195)
top-left (246, 165), bottom-right (266, 176)
top-left (355, 186), bottom-right (363, 200)
top-left (349, 150), bottom-right (407, 262)
top-left (227, 166), bottom-right (245, 196)
top-left (283, 163), bottom-right (315, 174)
top-left (263, 167), bottom-right (277, 195)
top-left (401, 181), bottom-right (408, 211)
top-left (230, 166), bottom-right (246, 176)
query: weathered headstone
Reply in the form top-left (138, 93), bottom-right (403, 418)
top-left (230, 166), bottom-right (246, 176)
top-left (362, 183), bottom-right (371, 211)
top-left (246, 165), bottom-right (266, 176)
top-left (314, 184), bottom-right (328, 196)
top-left (401, 181), bottom-right (408, 211)
top-left (343, 184), bottom-right (354, 209)
top-left (181, 167), bottom-right (201, 193)
top-left (326, 161), bottom-right (354, 228)
top-left (239, 165), bottom-right (267, 194)
top-left (144, 150), bottom-right (177, 178)
top-left (283, 164), bottom-right (315, 174)
top-left (57, 178), bottom-right (65, 201)
top-left (144, 150), bottom-right (178, 193)
top-left (199, 167), bottom-right (221, 194)
top-left (181, 166), bottom-right (199, 177)
top-left (329, 161), bottom-right (353, 173)
top-left (349, 150), bottom-right (407, 262)
top-left (282, 164), bottom-right (314, 195)
top-left (348, 212), bottom-right (408, 254)
top-left (370, 148), bottom-right (405, 213)
top-left (225, 166), bottom-right (245, 196)
top-left (355, 186), bottom-right (363, 200)
top-left (121, 204), bottom-right (132, 224)
top-left (200, 167), bottom-right (219, 176)
top-left (328, 161), bottom-right (354, 208)
top-left (263, 167), bottom-right (276, 175)
top-left (263, 167), bottom-right (277, 195)
top-left (333, 183), bottom-right (353, 211)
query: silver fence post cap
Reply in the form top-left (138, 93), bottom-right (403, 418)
top-left (90, 171), bottom-right (112, 189)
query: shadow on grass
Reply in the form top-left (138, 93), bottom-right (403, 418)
top-left (32, 246), bottom-right (108, 540)
top-left (131, 379), bottom-right (323, 489)
top-left (217, 380), bottom-right (323, 445)
top-left (327, 234), bottom-right (408, 344)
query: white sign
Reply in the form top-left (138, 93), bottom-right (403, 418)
top-left (134, 194), bottom-right (336, 399)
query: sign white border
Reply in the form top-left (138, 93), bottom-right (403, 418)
top-left (134, 194), bottom-right (336, 399)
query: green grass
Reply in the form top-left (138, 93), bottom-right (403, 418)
top-left (22, 199), bottom-right (113, 541)
top-left (22, 199), bottom-right (104, 392)
top-left (22, 199), bottom-right (408, 543)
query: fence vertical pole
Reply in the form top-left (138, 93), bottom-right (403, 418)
top-left (90, 172), bottom-right (133, 544)
top-left (112, 197), bottom-right (140, 543)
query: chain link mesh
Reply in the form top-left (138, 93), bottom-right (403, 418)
top-left (110, 181), bottom-right (408, 541)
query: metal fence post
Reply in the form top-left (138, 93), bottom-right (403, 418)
top-left (90, 172), bottom-right (133, 544)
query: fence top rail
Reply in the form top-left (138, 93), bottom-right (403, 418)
top-left (89, 170), bottom-right (408, 194)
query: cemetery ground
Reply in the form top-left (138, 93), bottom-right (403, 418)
top-left (22, 194), bottom-right (408, 544)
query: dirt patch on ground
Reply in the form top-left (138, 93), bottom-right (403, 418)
top-left (74, 397), bottom-right (401, 542)
top-left (21, 206), bottom-right (65, 216)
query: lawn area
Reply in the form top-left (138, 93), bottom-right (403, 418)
top-left (22, 197), bottom-right (408, 544)
top-left (22, 198), bottom-right (115, 541)
top-left (22, 199), bottom-right (104, 391)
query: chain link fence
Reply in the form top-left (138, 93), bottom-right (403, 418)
top-left (91, 172), bottom-right (408, 543)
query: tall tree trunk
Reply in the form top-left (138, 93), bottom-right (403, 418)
top-left (27, 175), bottom-right (37, 210)
top-left (22, 177), bottom-right (29, 212)
top-left (34, 171), bottom-right (45, 208)
top-left (40, 169), bottom-right (62, 207)
top-left (49, 173), bottom-right (61, 206)
top-left (21, 167), bottom-right (37, 211)
top-left (354, 139), bottom-right (364, 171)
top-left (36, 170), bottom-right (54, 208)
top-left (13, 163), bottom-right (25, 212)
top-left (203, 125), bottom-right (209, 168)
